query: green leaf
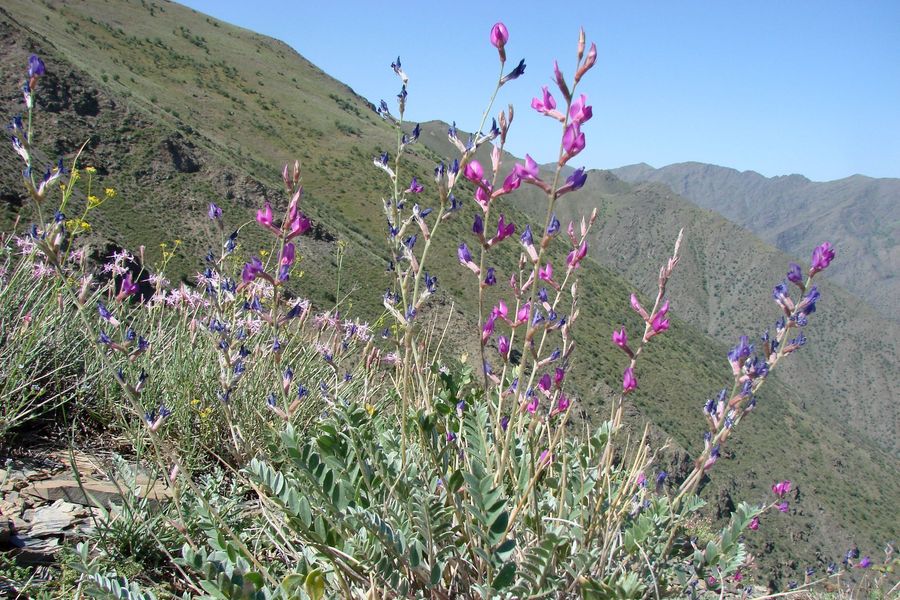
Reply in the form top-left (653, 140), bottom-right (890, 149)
top-left (494, 562), bottom-right (516, 589)
top-left (305, 569), bottom-right (325, 600)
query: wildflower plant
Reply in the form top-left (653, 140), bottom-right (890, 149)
top-left (3, 27), bottom-right (895, 600)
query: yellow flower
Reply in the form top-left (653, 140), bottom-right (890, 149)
top-left (191, 398), bottom-right (200, 406)
top-left (65, 218), bottom-right (91, 234)
top-left (85, 166), bottom-right (96, 173)
top-left (87, 195), bottom-right (102, 209)
top-left (104, 187), bottom-right (116, 199)
top-left (260, 249), bottom-right (270, 257)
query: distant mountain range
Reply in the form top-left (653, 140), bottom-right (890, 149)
top-left (611, 162), bottom-right (900, 321)
top-left (1, 0), bottom-right (896, 581)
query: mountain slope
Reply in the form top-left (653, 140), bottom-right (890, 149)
top-left (611, 161), bottom-right (900, 321)
top-left (1, 0), bottom-right (896, 582)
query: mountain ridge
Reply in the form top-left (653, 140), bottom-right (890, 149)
top-left (611, 161), bottom-right (900, 321)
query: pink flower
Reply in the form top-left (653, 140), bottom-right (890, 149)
top-left (650, 301), bottom-right (670, 334)
top-left (612, 327), bottom-right (628, 348)
top-left (748, 516), bottom-right (760, 530)
top-left (772, 480), bottom-right (792, 498)
top-left (490, 22), bottom-right (509, 49)
top-left (463, 160), bottom-right (484, 183)
top-left (514, 154), bottom-right (540, 179)
top-left (531, 86), bottom-right (564, 121)
top-left (568, 94), bottom-right (593, 125)
top-left (256, 202), bottom-right (274, 228)
top-left (538, 262), bottom-right (553, 282)
top-left (622, 367), bottom-right (637, 393)
top-left (562, 123), bottom-right (585, 158)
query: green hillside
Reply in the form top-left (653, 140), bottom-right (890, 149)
top-left (612, 161), bottom-right (900, 322)
top-left (1, 0), bottom-right (896, 584)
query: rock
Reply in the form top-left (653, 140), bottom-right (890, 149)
top-left (27, 500), bottom-right (78, 537)
top-left (23, 477), bottom-right (172, 508)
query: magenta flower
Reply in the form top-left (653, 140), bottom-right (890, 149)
top-left (256, 202), bottom-right (274, 229)
top-left (553, 394), bottom-right (570, 415)
top-left (531, 86), bottom-right (564, 121)
top-left (482, 314), bottom-right (497, 343)
top-left (502, 171), bottom-right (521, 193)
top-left (630, 293), bottom-right (649, 321)
top-left (650, 301), bottom-right (670, 334)
top-left (515, 302), bottom-right (530, 326)
top-left (566, 241), bottom-right (588, 269)
top-left (280, 243), bottom-right (295, 266)
top-left (538, 373), bottom-right (551, 392)
top-left (810, 242), bottom-right (835, 275)
top-left (492, 214), bottom-right (515, 244)
top-left (538, 262), bottom-right (553, 282)
top-left (856, 556), bottom-right (871, 569)
top-left (772, 480), bottom-right (792, 497)
top-left (622, 367), bottom-right (637, 393)
top-left (286, 212), bottom-right (311, 239)
top-left (498, 335), bottom-right (510, 358)
top-left (612, 327), bottom-right (628, 348)
top-left (554, 367), bottom-right (565, 387)
top-left (562, 123), bottom-right (585, 159)
top-left (463, 160), bottom-right (484, 183)
top-left (748, 516), bottom-right (760, 531)
top-left (490, 22), bottom-right (509, 49)
top-left (568, 94), bottom-right (593, 125)
top-left (514, 154), bottom-right (540, 179)
top-left (493, 300), bottom-right (509, 321)
top-left (119, 272), bottom-right (138, 298)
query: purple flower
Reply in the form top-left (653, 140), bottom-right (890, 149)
top-left (208, 202), bottom-right (223, 220)
top-left (457, 243), bottom-right (473, 264)
top-left (856, 556), bottom-right (871, 569)
top-left (501, 59), bottom-right (526, 83)
top-left (566, 167), bottom-right (587, 190)
top-left (547, 213), bottom-right (560, 236)
top-left (777, 501), bottom-right (790, 513)
top-left (472, 214), bottom-right (484, 236)
top-left (483, 267), bottom-right (496, 286)
top-left (787, 262), bottom-right (803, 285)
top-left (406, 176), bottom-right (424, 194)
top-left (810, 242), bottom-right (835, 275)
top-left (242, 257), bottom-right (264, 284)
top-left (490, 22), bottom-right (509, 49)
top-left (27, 55), bottom-right (45, 79)
top-left (494, 214), bottom-right (515, 243)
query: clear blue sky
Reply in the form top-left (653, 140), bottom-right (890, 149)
top-left (178, 1), bottom-right (900, 181)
